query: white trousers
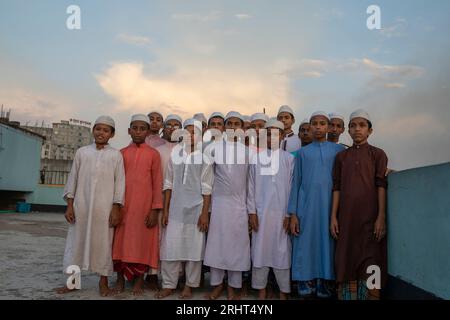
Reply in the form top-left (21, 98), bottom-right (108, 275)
top-left (161, 260), bottom-right (202, 289)
top-left (251, 266), bottom-right (291, 293)
top-left (210, 267), bottom-right (242, 289)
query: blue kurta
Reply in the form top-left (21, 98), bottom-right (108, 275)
top-left (287, 141), bottom-right (345, 281)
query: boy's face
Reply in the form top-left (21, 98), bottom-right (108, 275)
top-left (185, 125), bottom-right (199, 147)
top-left (277, 112), bottom-right (294, 130)
top-left (328, 119), bottom-right (345, 140)
top-left (250, 120), bottom-right (266, 136)
top-left (163, 120), bottom-right (181, 141)
top-left (267, 128), bottom-right (284, 149)
top-left (349, 117), bottom-right (372, 144)
top-left (310, 116), bottom-right (329, 141)
top-left (129, 121), bottom-right (150, 144)
top-left (225, 117), bottom-right (243, 131)
top-left (149, 112), bottom-right (163, 133)
top-left (299, 123), bottom-right (313, 144)
top-left (93, 124), bottom-right (114, 145)
top-left (208, 117), bottom-right (225, 133)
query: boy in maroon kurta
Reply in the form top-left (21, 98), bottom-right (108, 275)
top-left (330, 109), bottom-right (388, 300)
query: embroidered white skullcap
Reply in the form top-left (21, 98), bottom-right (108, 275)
top-left (94, 115), bottom-right (115, 129)
top-left (130, 114), bottom-right (150, 126)
top-left (165, 114), bottom-right (182, 125)
top-left (329, 112), bottom-right (345, 122)
top-left (251, 113), bottom-right (269, 123)
top-left (277, 105), bottom-right (295, 116)
top-left (209, 112), bottom-right (225, 121)
top-left (265, 119), bottom-right (285, 130)
top-left (310, 111), bottom-right (330, 122)
top-left (349, 109), bottom-right (371, 123)
top-left (147, 111), bottom-right (164, 119)
top-left (193, 113), bottom-right (207, 124)
top-left (183, 118), bottom-right (203, 130)
top-left (225, 111), bottom-right (244, 122)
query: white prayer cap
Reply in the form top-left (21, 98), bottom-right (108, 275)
top-left (242, 115), bottom-right (251, 122)
top-left (251, 113), bottom-right (269, 123)
top-left (277, 105), bottom-right (294, 116)
top-left (265, 119), bottom-right (285, 131)
top-left (147, 111), bottom-right (164, 119)
top-left (300, 118), bottom-right (310, 126)
top-left (209, 112), bottom-right (225, 121)
top-left (310, 111), bottom-right (330, 122)
top-left (350, 109), bottom-right (371, 123)
top-left (165, 114), bottom-right (182, 125)
top-left (94, 115), bottom-right (115, 129)
top-left (130, 114), bottom-right (150, 126)
top-left (193, 113), bottom-right (207, 124)
top-left (183, 118), bottom-right (202, 130)
top-left (225, 111), bottom-right (244, 122)
top-left (269, 116), bottom-right (278, 121)
top-left (329, 112), bottom-right (345, 122)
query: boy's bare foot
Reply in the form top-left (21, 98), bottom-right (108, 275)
top-left (179, 286), bottom-right (193, 299)
top-left (99, 277), bottom-right (114, 297)
top-left (155, 288), bottom-right (175, 299)
top-left (227, 286), bottom-right (241, 300)
top-left (54, 286), bottom-right (77, 294)
top-left (258, 288), bottom-right (267, 300)
top-left (114, 273), bottom-right (125, 294)
top-left (145, 274), bottom-right (159, 291)
top-left (206, 283), bottom-right (224, 300)
top-left (132, 276), bottom-right (145, 296)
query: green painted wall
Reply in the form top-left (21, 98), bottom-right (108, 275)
top-left (27, 184), bottom-right (65, 206)
top-left (388, 162), bottom-right (450, 299)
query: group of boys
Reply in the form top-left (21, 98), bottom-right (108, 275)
top-left (56, 105), bottom-right (388, 301)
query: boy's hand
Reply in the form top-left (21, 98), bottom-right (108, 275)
top-left (161, 210), bottom-right (169, 228)
top-left (65, 206), bottom-right (76, 224)
top-left (197, 213), bottom-right (209, 233)
top-left (145, 209), bottom-right (160, 228)
top-left (249, 214), bottom-right (259, 232)
top-left (374, 216), bottom-right (386, 242)
top-left (283, 217), bottom-right (290, 234)
top-left (109, 205), bottom-right (122, 227)
top-left (330, 215), bottom-right (339, 239)
top-left (290, 214), bottom-right (300, 236)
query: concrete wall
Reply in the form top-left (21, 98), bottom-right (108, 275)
top-left (26, 184), bottom-right (65, 206)
top-left (0, 123), bottom-right (42, 192)
top-left (388, 162), bottom-right (450, 299)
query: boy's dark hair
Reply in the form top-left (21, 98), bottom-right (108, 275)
top-left (93, 124), bottom-right (115, 134)
top-left (130, 122), bottom-right (150, 129)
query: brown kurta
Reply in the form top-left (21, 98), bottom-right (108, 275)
top-left (333, 142), bottom-right (388, 287)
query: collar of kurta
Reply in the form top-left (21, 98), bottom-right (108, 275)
top-left (351, 142), bottom-right (369, 149)
top-left (92, 143), bottom-right (110, 150)
top-left (285, 131), bottom-right (294, 138)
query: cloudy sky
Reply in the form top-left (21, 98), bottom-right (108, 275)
top-left (1, 0), bottom-right (449, 170)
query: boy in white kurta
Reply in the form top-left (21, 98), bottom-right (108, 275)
top-left (157, 118), bottom-right (214, 299)
top-left (248, 119), bottom-right (294, 300)
top-left (56, 116), bottom-right (125, 297)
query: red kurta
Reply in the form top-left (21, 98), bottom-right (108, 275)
top-left (112, 143), bottom-right (163, 270)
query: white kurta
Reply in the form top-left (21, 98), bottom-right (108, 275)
top-left (282, 132), bottom-right (301, 153)
top-left (160, 149), bottom-right (214, 261)
top-left (203, 140), bottom-right (252, 272)
top-left (62, 144), bottom-right (125, 276)
top-left (247, 149), bottom-right (294, 269)
top-left (155, 141), bottom-right (177, 179)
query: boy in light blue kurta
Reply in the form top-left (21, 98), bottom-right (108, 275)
top-left (288, 111), bottom-right (345, 299)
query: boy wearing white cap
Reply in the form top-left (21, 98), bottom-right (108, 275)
top-left (193, 113), bottom-right (208, 136)
top-left (146, 111), bottom-right (166, 148)
top-left (208, 112), bottom-right (225, 133)
top-left (298, 118), bottom-right (313, 147)
top-left (248, 119), bottom-right (294, 300)
top-left (288, 111), bottom-right (345, 299)
top-left (157, 119), bottom-right (214, 299)
top-left (204, 111), bottom-right (252, 300)
top-left (112, 114), bottom-right (163, 296)
top-left (277, 105), bottom-right (301, 153)
top-left (57, 116), bottom-right (125, 297)
top-left (331, 109), bottom-right (388, 300)
top-left (328, 112), bottom-right (349, 148)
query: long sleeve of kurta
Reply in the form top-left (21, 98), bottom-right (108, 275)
top-left (332, 154), bottom-right (342, 191)
top-left (287, 151), bottom-right (302, 215)
top-left (63, 150), bottom-right (81, 201)
top-left (247, 163), bottom-right (256, 214)
top-left (163, 158), bottom-right (174, 191)
top-left (375, 150), bottom-right (388, 189)
top-left (113, 154), bottom-right (126, 205)
top-left (201, 162), bottom-right (214, 195)
top-left (151, 152), bottom-right (163, 209)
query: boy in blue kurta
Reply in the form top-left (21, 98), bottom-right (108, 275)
top-left (288, 111), bottom-right (345, 299)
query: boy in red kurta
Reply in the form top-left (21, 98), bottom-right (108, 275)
top-left (112, 114), bottom-right (163, 295)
